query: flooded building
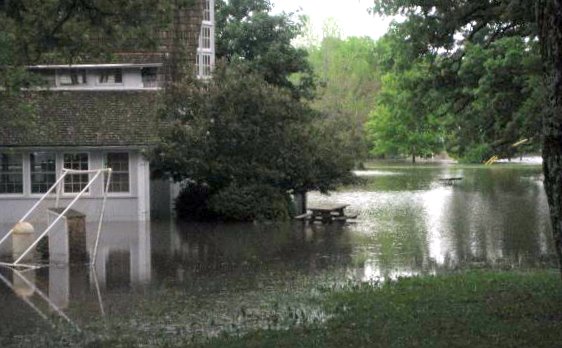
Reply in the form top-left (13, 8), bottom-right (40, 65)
top-left (0, 1), bottom-right (215, 226)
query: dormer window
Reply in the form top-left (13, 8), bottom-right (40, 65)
top-left (59, 69), bottom-right (87, 86)
top-left (99, 69), bottom-right (123, 84)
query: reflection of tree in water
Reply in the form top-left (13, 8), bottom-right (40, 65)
top-left (444, 167), bottom-right (553, 267)
top-left (146, 221), bottom-right (356, 337)
top-left (151, 221), bottom-right (354, 291)
top-left (362, 199), bottom-right (431, 280)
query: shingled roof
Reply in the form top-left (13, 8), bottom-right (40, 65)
top-left (0, 91), bottom-right (161, 148)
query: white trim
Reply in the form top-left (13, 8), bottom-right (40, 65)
top-left (61, 152), bottom-right (91, 196)
top-left (102, 151), bottom-right (133, 197)
top-left (95, 69), bottom-right (125, 87)
top-left (30, 63), bottom-right (163, 69)
top-left (0, 152), bottom-right (25, 197)
top-left (28, 151), bottom-right (58, 197)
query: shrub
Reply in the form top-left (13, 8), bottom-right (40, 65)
top-left (174, 181), bottom-right (217, 221)
top-left (208, 184), bottom-right (295, 222)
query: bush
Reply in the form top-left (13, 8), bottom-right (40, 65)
top-left (174, 181), bottom-right (217, 221)
top-left (208, 184), bottom-right (295, 222)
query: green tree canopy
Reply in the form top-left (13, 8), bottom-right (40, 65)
top-left (307, 35), bottom-right (380, 162)
top-left (366, 1), bottom-right (544, 162)
top-left (153, 62), bottom-right (354, 220)
top-left (370, 0), bottom-right (562, 272)
top-left (155, 62), bottom-right (353, 193)
top-left (215, 0), bottom-right (315, 99)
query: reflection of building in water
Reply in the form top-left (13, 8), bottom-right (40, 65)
top-left (90, 221), bottom-right (151, 289)
top-left (0, 220), bottom-right (151, 333)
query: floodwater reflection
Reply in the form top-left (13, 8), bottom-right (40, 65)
top-left (0, 164), bottom-right (556, 344)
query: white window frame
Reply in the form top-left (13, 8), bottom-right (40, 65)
top-left (29, 152), bottom-right (57, 196)
top-left (197, 0), bottom-right (215, 79)
top-left (62, 152), bottom-right (91, 195)
top-left (0, 152), bottom-right (24, 196)
top-left (96, 69), bottom-right (124, 86)
top-left (56, 69), bottom-right (88, 87)
top-left (103, 152), bottom-right (131, 196)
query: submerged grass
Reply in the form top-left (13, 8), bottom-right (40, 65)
top-left (4, 270), bottom-right (562, 347)
top-left (203, 270), bottom-right (562, 348)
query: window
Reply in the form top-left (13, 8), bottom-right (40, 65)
top-left (197, 53), bottom-right (212, 77)
top-left (141, 67), bottom-right (159, 88)
top-left (30, 152), bottom-right (56, 194)
top-left (59, 69), bottom-right (87, 86)
top-left (105, 153), bottom-right (129, 193)
top-left (0, 153), bottom-right (23, 194)
top-left (99, 69), bottom-right (123, 84)
top-left (63, 153), bottom-right (89, 193)
top-left (200, 26), bottom-right (211, 49)
top-left (203, 0), bottom-right (211, 21)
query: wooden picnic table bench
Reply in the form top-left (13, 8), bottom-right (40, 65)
top-left (305, 204), bottom-right (357, 223)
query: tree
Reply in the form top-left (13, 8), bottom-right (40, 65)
top-left (307, 35), bottom-right (380, 163)
top-left (371, 0), bottom-right (562, 273)
top-left (153, 62), bottom-right (355, 220)
top-left (215, 0), bottom-right (315, 99)
top-left (366, 27), bottom-right (444, 163)
top-left (537, 1), bottom-right (562, 275)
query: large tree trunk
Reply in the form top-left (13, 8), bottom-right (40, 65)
top-left (538, 0), bottom-right (562, 275)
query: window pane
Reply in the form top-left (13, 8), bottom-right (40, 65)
top-left (105, 153), bottom-right (129, 193)
top-left (99, 69), bottom-right (123, 84)
top-left (0, 153), bottom-right (23, 194)
top-left (59, 69), bottom-right (87, 86)
top-left (30, 152), bottom-right (56, 194)
top-left (203, 0), bottom-right (211, 21)
top-left (200, 26), bottom-right (211, 49)
top-left (63, 153), bottom-right (89, 193)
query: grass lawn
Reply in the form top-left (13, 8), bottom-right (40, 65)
top-left (203, 271), bottom-right (562, 348)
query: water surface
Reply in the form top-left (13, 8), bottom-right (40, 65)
top-left (0, 163), bottom-right (555, 345)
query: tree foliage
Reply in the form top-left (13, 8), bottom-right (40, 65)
top-left (367, 28), bottom-right (444, 162)
top-left (153, 63), bottom-right (354, 220)
top-left (307, 35), bottom-right (380, 163)
top-left (370, 0), bottom-right (562, 272)
top-left (215, 0), bottom-right (315, 99)
top-left (368, 0), bottom-right (544, 162)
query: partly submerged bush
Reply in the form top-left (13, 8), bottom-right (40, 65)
top-left (174, 181), bottom-right (217, 221)
top-left (208, 184), bottom-right (295, 222)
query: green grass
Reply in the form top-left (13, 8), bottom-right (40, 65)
top-left (203, 271), bottom-right (562, 348)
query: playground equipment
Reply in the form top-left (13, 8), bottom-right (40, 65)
top-left (0, 168), bottom-right (112, 269)
top-left (484, 138), bottom-right (530, 166)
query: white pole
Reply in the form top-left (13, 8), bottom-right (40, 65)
top-left (13, 171), bottom-right (103, 265)
top-left (12, 269), bottom-right (80, 331)
top-left (0, 272), bottom-right (50, 321)
top-left (92, 169), bottom-right (111, 266)
top-left (0, 172), bottom-right (68, 249)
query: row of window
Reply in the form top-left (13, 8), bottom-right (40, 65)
top-left (37, 68), bottom-right (126, 87)
top-left (0, 152), bottom-right (130, 195)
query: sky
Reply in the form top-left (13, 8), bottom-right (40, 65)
top-left (270, 0), bottom-right (394, 42)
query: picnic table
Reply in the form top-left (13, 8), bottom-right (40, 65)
top-left (296, 204), bottom-right (357, 223)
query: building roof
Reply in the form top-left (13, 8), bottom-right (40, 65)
top-left (0, 91), bottom-right (161, 148)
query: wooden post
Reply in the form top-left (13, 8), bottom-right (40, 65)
top-left (48, 208), bottom-right (88, 264)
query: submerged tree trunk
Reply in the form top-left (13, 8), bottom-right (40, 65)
top-left (538, 0), bottom-right (562, 275)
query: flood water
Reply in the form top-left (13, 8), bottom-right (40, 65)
top-left (0, 163), bottom-right (555, 346)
